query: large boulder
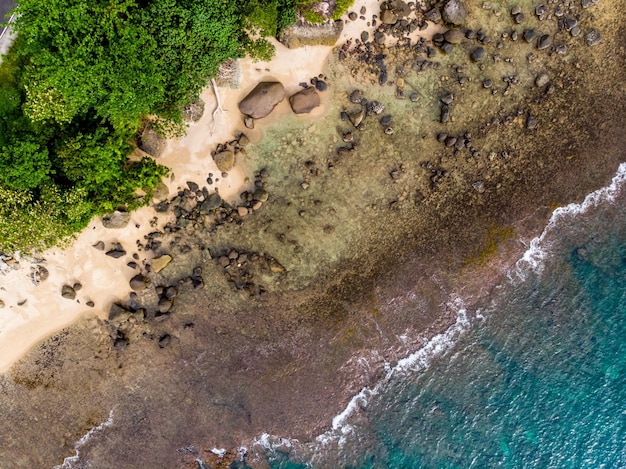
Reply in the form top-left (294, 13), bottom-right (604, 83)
top-left (289, 87), bottom-right (321, 114)
top-left (213, 150), bottom-right (235, 172)
top-left (139, 127), bottom-right (166, 158)
top-left (442, 0), bottom-right (467, 25)
top-left (102, 211), bottom-right (130, 229)
top-left (238, 82), bottom-right (285, 119)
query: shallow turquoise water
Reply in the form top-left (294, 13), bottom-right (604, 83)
top-left (265, 166), bottom-right (626, 468)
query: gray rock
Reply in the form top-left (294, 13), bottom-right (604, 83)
top-left (238, 82), bottom-right (285, 119)
top-left (526, 114), bottom-right (538, 130)
top-left (93, 241), bottom-right (105, 251)
top-left (102, 211), bottom-right (130, 229)
top-left (350, 89), bottom-right (364, 104)
top-left (61, 285), bottom-right (76, 300)
top-left (289, 87), bottom-right (321, 114)
top-left (470, 47), bottom-right (485, 61)
top-left (129, 274), bottom-right (149, 291)
top-left (213, 150), bottom-right (235, 172)
top-left (442, 0), bottom-right (467, 25)
top-left (139, 127), bottom-right (166, 158)
top-left (585, 29), bottom-right (601, 46)
top-left (244, 116), bottom-right (254, 129)
top-left (200, 193), bottom-right (222, 213)
top-left (535, 72), bottom-right (550, 87)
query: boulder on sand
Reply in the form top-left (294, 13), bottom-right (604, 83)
top-left (238, 82), bottom-right (285, 119)
top-left (139, 126), bottom-right (166, 158)
top-left (289, 87), bottom-right (321, 114)
top-left (102, 211), bottom-right (130, 229)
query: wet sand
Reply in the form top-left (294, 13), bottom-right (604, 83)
top-left (0, 0), bottom-right (625, 467)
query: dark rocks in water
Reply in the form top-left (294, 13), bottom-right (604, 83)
top-left (441, 93), bottom-right (454, 105)
top-left (523, 29), bottom-right (537, 43)
top-left (440, 105), bottom-right (450, 123)
top-left (315, 80), bottom-right (328, 92)
top-left (253, 188), bottom-right (269, 202)
top-left (289, 87), bottom-right (321, 114)
top-left (366, 101), bottom-right (385, 115)
top-left (444, 28), bottom-right (464, 44)
top-left (379, 114), bottom-right (393, 126)
top-left (437, 132), bottom-right (448, 142)
top-left (158, 333), bottom-right (171, 349)
top-left (379, 70), bottom-right (388, 86)
top-left (537, 34), bottom-right (552, 50)
top-left (238, 81), bottom-right (285, 119)
top-left (158, 297), bottom-right (173, 314)
top-left (526, 114), bottom-right (538, 130)
top-left (200, 193), bottom-right (222, 213)
top-left (585, 29), bottom-right (601, 46)
top-left (440, 42), bottom-right (454, 54)
top-left (470, 47), bottom-right (485, 61)
top-left (513, 12), bottom-right (525, 24)
top-left (442, 0), bottom-right (467, 25)
top-left (349, 89), bottom-right (364, 104)
top-left (348, 107), bottom-right (365, 127)
top-left (61, 285), bottom-right (76, 300)
top-left (129, 274), bottom-right (149, 291)
top-left (483, 78), bottom-right (493, 88)
top-left (102, 211), bottom-right (130, 229)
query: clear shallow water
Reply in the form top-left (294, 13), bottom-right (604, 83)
top-left (261, 164), bottom-right (626, 468)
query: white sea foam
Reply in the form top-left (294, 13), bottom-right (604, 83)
top-left (514, 162), bottom-right (626, 279)
top-left (53, 409), bottom-right (114, 469)
top-left (314, 297), bottom-right (470, 452)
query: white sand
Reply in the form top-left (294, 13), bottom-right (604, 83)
top-left (0, 0), bottom-right (438, 373)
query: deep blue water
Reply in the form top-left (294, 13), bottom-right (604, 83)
top-left (260, 165), bottom-right (626, 468)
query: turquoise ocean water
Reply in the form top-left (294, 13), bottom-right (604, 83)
top-left (259, 163), bottom-right (626, 468)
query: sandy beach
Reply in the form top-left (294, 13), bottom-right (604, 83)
top-left (0, 0), bottom-right (383, 373)
top-left (1, 0), bottom-right (624, 466)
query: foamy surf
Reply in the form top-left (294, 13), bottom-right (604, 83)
top-left (514, 162), bottom-right (626, 279)
top-left (53, 410), bottom-right (114, 469)
top-left (313, 297), bottom-right (470, 450)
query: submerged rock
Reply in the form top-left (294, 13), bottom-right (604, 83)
top-left (213, 150), bottom-right (235, 172)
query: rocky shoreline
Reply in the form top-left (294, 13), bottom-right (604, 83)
top-left (1, 0), bottom-right (625, 467)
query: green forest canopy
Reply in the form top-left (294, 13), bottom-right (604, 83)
top-left (0, 0), bottom-right (350, 253)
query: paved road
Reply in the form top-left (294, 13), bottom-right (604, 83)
top-left (0, 0), bottom-right (15, 23)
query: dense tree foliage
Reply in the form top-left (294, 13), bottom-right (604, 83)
top-left (0, 0), bottom-right (328, 253)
